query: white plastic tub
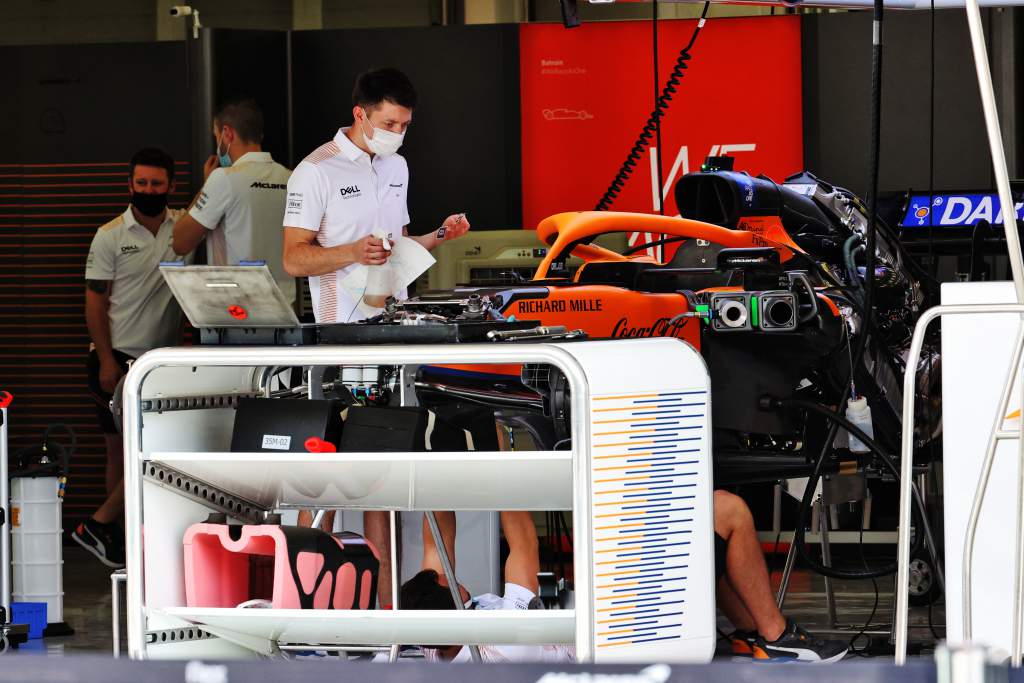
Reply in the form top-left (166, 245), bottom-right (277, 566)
top-left (10, 477), bottom-right (64, 624)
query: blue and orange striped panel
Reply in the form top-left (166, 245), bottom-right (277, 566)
top-left (589, 389), bottom-right (708, 650)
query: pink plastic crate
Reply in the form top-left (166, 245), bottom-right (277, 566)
top-left (183, 523), bottom-right (379, 610)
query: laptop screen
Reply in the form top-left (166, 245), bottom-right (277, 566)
top-left (160, 264), bottom-right (300, 328)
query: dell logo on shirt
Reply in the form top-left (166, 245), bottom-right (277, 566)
top-left (339, 185), bottom-right (362, 197)
top-left (120, 244), bottom-right (140, 254)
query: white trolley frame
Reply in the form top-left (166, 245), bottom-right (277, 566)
top-left (122, 339), bottom-right (715, 663)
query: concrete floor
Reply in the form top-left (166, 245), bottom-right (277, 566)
top-left (6, 544), bottom-right (945, 660)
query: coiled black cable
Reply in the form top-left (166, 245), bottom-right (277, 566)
top-left (594, 2), bottom-right (711, 212)
top-left (11, 423), bottom-right (75, 477)
top-left (652, 0), bottom-right (665, 215)
top-left (852, 0), bottom-right (884, 371)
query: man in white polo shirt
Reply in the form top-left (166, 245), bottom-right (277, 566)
top-left (282, 67), bottom-right (469, 322)
top-left (74, 147), bottom-right (193, 568)
top-left (282, 68), bottom-right (470, 609)
top-left (172, 98), bottom-right (295, 304)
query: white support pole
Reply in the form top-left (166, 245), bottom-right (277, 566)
top-left (963, 0), bottom-right (1024, 662)
top-left (963, 0), bottom-right (1024, 301)
top-left (895, 304), bottom-right (1024, 664)
top-left (387, 509), bottom-right (400, 663)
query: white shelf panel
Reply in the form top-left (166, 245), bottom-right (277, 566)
top-left (160, 607), bottom-right (575, 647)
top-left (148, 451), bottom-right (572, 510)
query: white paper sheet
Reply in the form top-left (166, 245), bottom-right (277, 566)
top-left (340, 236), bottom-right (437, 319)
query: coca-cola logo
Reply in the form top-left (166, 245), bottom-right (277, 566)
top-left (611, 316), bottom-right (689, 338)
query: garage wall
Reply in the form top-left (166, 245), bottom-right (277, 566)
top-left (802, 9), bottom-right (1000, 195)
top-left (0, 42), bottom-right (193, 529)
top-left (291, 24), bottom-right (522, 232)
top-left (1, 13), bottom-right (1020, 531)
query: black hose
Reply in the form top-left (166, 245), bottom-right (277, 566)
top-left (10, 423), bottom-right (76, 478)
top-left (652, 0), bottom-right (665, 216)
top-left (594, 2), bottom-right (710, 212)
top-left (853, 0), bottom-right (884, 371)
top-left (762, 396), bottom-right (928, 579)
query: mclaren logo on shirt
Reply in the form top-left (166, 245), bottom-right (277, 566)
top-left (251, 181), bottom-right (287, 190)
top-left (339, 185), bottom-right (362, 198)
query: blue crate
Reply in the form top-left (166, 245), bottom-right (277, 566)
top-left (11, 602), bottom-right (47, 639)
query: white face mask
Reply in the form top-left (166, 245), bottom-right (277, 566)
top-left (360, 109), bottom-right (405, 157)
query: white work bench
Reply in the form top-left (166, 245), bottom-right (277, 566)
top-left (121, 339), bottom-right (715, 663)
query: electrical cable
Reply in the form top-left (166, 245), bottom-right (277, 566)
top-left (847, 516), bottom-right (881, 656)
top-left (852, 0), bottom-right (885, 372)
top-left (594, 2), bottom-right (710, 212)
top-left (927, 0), bottom-right (936, 281)
top-left (652, 0), bottom-right (665, 217)
top-left (761, 396), bottom-right (930, 579)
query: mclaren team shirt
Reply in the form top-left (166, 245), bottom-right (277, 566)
top-left (284, 127), bottom-right (410, 323)
top-left (188, 151), bottom-right (295, 304)
top-left (85, 206), bottom-right (192, 358)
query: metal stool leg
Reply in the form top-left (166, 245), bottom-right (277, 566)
top-left (311, 509), bottom-right (327, 530)
top-left (425, 510), bottom-right (482, 663)
top-left (111, 569), bottom-right (127, 658)
top-left (819, 501), bottom-right (838, 629)
top-left (777, 536), bottom-right (798, 609)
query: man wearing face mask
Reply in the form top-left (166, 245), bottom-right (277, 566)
top-left (282, 67), bottom-right (470, 610)
top-left (74, 148), bottom-right (193, 568)
top-left (173, 98), bottom-right (295, 304)
top-left (282, 67), bottom-right (469, 322)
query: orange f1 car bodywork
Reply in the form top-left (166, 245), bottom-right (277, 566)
top-left (406, 168), bottom-right (931, 481)
top-left (493, 210), bottom-right (823, 351)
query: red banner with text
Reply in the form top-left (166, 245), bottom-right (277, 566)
top-left (519, 16), bottom-right (804, 257)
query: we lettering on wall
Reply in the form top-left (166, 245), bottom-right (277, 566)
top-left (519, 16), bottom-right (804, 259)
